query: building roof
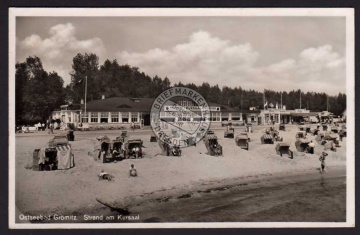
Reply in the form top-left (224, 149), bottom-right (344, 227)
top-left (290, 112), bottom-right (319, 117)
top-left (239, 109), bottom-right (261, 114)
top-left (207, 102), bottom-right (240, 112)
top-left (86, 97), bottom-right (154, 112)
top-left (85, 97), bottom-right (241, 113)
top-left (54, 104), bottom-right (81, 111)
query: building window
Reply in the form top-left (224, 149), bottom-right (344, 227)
top-left (81, 112), bottom-right (88, 123)
top-left (178, 98), bottom-right (194, 107)
top-left (231, 112), bottom-right (240, 121)
top-left (221, 113), bottom-right (229, 121)
top-left (100, 112), bottom-right (109, 123)
top-left (265, 114), bottom-right (269, 124)
top-left (211, 113), bottom-right (221, 122)
top-left (91, 112), bottom-right (98, 123)
top-left (131, 112), bottom-right (138, 123)
top-left (275, 114), bottom-right (279, 123)
top-left (122, 112), bottom-right (129, 123)
top-left (111, 112), bottom-right (119, 123)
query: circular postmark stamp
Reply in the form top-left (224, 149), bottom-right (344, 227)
top-left (151, 87), bottom-right (211, 148)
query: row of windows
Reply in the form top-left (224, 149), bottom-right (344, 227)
top-left (160, 112), bottom-right (245, 122)
top-left (81, 112), bottom-right (139, 123)
top-left (160, 111), bottom-right (201, 118)
top-left (177, 99), bottom-right (195, 107)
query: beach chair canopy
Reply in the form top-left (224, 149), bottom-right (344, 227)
top-left (206, 134), bottom-right (218, 140)
top-left (127, 139), bottom-right (143, 144)
top-left (262, 134), bottom-right (273, 140)
top-left (208, 138), bottom-right (218, 144)
top-left (276, 143), bottom-right (290, 151)
top-left (277, 142), bottom-right (290, 147)
top-left (55, 132), bottom-right (68, 137)
top-left (325, 133), bottom-right (339, 139)
top-left (297, 138), bottom-right (310, 143)
top-left (236, 135), bottom-right (248, 140)
top-left (113, 136), bottom-right (124, 143)
top-left (96, 135), bottom-right (111, 143)
top-left (48, 135), bottom-right (69, 147)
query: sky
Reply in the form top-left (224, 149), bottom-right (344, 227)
top-left (16, 16), bottom-right (346, 95)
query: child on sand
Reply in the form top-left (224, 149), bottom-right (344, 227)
top-left (129, 164), bottom-right (138, 177)
top-left (319, 152), bottom-right (328, 173)
top-left (98, 170), bottom-right (113, 181)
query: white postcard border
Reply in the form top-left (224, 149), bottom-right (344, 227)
top-left (8, 7), bottom-right (355, 229)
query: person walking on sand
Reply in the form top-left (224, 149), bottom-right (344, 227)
top-left (48, 122), bottom-right (54, 134)
top-left (319, 152), bottom-right (328, 174)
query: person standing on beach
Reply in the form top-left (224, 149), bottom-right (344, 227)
top-left (319, 152), bottom-right (328, 173)
top-left (339, 130), bottom-right (344, 141)
top-left (48, 122), bottom-right (54, 134)
top-left (308, 140), bottom-right (315, 154)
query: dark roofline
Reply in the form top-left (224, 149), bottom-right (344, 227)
top-left (85, 97), bottom-right (245, 113)
top-left (83, 97), bottom-right (262, 114)
top-left (85, 97), bottom-right (155, 112)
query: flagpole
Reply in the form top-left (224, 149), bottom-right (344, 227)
top-left (327, 94), bottom-right (329, 112)
top-left (241, 90), bottom-right (243, 110)
top-left (263, 90), bottom-right (265, 109)
top-left (280, 92), bottom-right (283, 124)
top-left (84, 75), bottom-right (87, 115)
top-left (263, 90), bottom-right (266, 125)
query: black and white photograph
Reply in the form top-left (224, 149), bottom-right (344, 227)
top-left (8, 8), bottom-right (355, 228)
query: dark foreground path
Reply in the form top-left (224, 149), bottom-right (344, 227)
top-left (134, 168), bottom-right (346, 222)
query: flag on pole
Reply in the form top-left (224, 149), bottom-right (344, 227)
top-left (276, 103), bottom-right (278, 109)
top-left (264, 100), bottom-right (268, 109)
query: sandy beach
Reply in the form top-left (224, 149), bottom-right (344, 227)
top-left (14, 124), bottom-right (347, 222)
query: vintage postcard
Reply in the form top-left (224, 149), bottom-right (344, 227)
top-left (8, 8), bottom-right (355, 228)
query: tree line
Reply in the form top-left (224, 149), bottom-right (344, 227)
top-left (15, 53), bottom-right (346, 124)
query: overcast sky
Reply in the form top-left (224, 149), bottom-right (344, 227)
top-left (16, 16), bottom-right (346, 95)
